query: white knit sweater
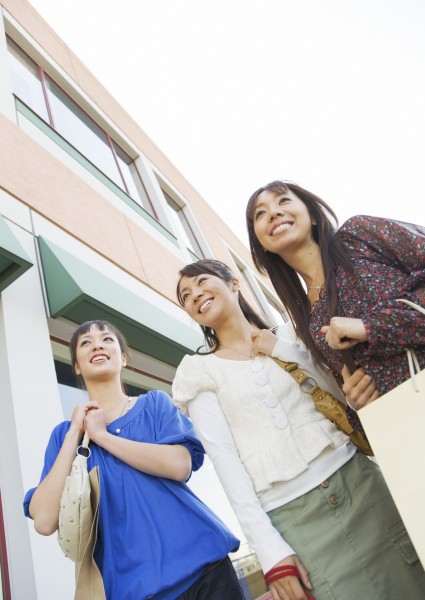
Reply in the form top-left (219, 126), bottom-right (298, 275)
top-left (172, 326), bottom-right (354, 571)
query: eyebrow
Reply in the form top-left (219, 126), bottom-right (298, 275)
top-left (179, 274), bottom-right (204, 296)
top-left (79, 331), bottom-right (113, 340)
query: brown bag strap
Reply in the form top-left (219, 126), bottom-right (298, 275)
top-left (272, 357), bottom-right (373, 456)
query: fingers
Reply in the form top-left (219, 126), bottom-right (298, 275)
top-left (251, 329), bottom-right (277, 357)
top-left (294, 556), bottom-right (312, 590)
top-left (321, 317), bottom-right (367, 350)
top-left (342, 367), bottom-right (380, 409)
top-left (270, 577), bottom-right (309, 600)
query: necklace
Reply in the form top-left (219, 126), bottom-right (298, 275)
top-left (217, 341), bottom-right (254, 360)
top-left (306, 284), bottom-right (323, 290)
top-left (216, 326), bottom-right (278, 360)
top-left (114, 396), bottom-right (133, 434)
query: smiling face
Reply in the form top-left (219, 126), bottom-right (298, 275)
top-left (178, 273), bottom-right (239, 328)
top-left (73, 324), bottom-right (127, 385)
top-left (252, 188), bottom-right (315, 257)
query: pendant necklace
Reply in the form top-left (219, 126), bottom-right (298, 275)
top-left (114, 396), bottom-right (132, 435)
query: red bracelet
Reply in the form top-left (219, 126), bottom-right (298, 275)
top-left (264, 564), bottom-right (316, 599)
top-left (264, 565), bottom-right (299, 585)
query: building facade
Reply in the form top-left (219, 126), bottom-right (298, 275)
top-left (0, 1), bottom-right (286, 598)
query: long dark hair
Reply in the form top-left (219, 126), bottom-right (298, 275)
top-left (176, 259), bottom-right (271, 353)
top-left (69, 320), bottom-right (130, 388)
top-left (246, 181), bottom-right (355, 362)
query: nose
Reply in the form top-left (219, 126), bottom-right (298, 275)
top-left (92, 339), bottom-right (105, 350)
top-left (192, 286), bottom-right (205, 304)
top-left (269, 204), bottom-right (284, 221)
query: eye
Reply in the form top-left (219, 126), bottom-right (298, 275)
top-left (79, 339), bottom-right (90, 347)
top-left (103, 336), bottom-right (114, 342)
top-left (181, 292), bottom-right (190, 304)
top-left (254, 208), bottom-right (265, 220)
top-left (198, 276), bottom-right (207, 285)
top-left (279, 196), bottom-right (290, 204)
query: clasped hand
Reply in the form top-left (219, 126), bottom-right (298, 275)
top-left (320, 317), bottom-right (368, 350)
top-left (71, 401), bottom-right (107, 440)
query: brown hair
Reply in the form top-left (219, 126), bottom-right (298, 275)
top-left (177, 259), bottom-right (271, 353)
top-left (69, 320), bottom-right (130, 388)
top-left (246, 181), bottom-right (356, 362)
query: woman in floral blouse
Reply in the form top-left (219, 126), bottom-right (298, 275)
top-left (246, 180), bottom-right (425, 416)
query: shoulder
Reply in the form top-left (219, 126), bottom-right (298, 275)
top-left (338, 214), bottom-right (424, 240)
top-left (172, 353), bottom-right (216, 410)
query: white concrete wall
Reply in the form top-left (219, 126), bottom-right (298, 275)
top-left (0, 211), bottom-right (74, 600)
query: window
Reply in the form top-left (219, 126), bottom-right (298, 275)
top-left (162, 190), bottom-right (204, 258)
top-left (262, 291), bottom-right (288, 326)
top-left (6, 38), bottom-right (157, 220)
top-left (7, 38), bottom-right (49, 121)
top-left (230, 252), bottom-right (288, 326)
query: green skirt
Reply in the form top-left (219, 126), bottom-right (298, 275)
top-left (268, 452), bottom-right (425, 599)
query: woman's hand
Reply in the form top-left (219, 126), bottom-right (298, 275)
top-left (320, 317), bottom-right (368, 350)
top-left (83, 403), bottom-right (106, 441)
top-left (69, 401), bottom-right (98, 434)
top-left (251, 329), bottom-right (278, 357)
top-left (268, 555), bottom-right (312, 600)
top-left (341, 366), bottom-right (380, 410)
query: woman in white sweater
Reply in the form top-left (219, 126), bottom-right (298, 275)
top-left (172, 259), bottom-right (425, 600)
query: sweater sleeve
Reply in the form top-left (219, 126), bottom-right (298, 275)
top-left (172, 354), bottom-right (217, 414)
top-left (341, 215), bottom-right (425, 356)
top-left (186, 390), bottom-right (296, 573)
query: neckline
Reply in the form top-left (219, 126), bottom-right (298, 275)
top-left (211, 353), bottom-right (262, 364)
top-left (107, 396), bottom-right (140, 428)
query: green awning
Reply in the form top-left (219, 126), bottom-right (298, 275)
top-left (38, 236), bottom-right (201, 366)
top-left (0, 216), bottom-right (32, 293)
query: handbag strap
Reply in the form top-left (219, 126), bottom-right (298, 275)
top-left (76, 432), bottom-right (91, 458)
top-left (395, 298), bottom-right (425, 315)
top-left (272, 357), bottom-right (373, 455)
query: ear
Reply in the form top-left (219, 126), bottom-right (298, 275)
top-left (122, 353), bottom-right (127, 368)
top-left (74, 362), bottom-right (81, 375)
top-left (312, 219), bottom-right (317, 225)
top-left (231, 278), bottom-right (240, 292)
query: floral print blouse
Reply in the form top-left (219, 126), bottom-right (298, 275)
top-left (310, 215), bottom-right (425, 426)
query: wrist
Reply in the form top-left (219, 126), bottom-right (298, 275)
top-left (89, 428), bottom-right (109, 447)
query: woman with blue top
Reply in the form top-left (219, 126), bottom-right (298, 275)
top-left (172, 259), bottom-right (425, 600)
top-left (24, 319), bottom-right (242, 600)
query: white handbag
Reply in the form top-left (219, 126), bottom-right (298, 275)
top-left (358, 299), bottom-right (425, 569)
top-left (58, 432), bottom-right (94, 562)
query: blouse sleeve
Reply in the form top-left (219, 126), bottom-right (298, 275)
top-left (342, 216), bottom-right (425, 355)
top-left (272, 326), bottom-right (347, 403)
top-left (186, 390), bottom-right (296, 573)
top-left (23, 422), bottom-right (69, 518)
top-left (172, 354), bottom-right (217, 414)
top-left (149, 390), bottom-right (205, 473)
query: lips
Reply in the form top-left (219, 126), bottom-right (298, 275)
top-left (90, 353), bottom-right (109, 363)
top-left (271, 222), bottom-right (293, 236)
top-left (199, 298), bottom-right (213, 314)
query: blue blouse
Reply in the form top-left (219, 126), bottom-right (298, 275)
top-left (24, 390), bottom-right (239, 600)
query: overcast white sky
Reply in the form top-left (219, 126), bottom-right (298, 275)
top-left (26, 0), bottom-right (425, 554)
top-left (29, 0), bottom-right (425, 247)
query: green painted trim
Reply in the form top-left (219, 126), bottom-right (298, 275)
top-left (15, 98), bottom-right (178, 246)
top-left (38, 236), bottom-right (201, 366)
top-left (0, 217), bottom-right (33, 293)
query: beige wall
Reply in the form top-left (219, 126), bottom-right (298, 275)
top-left (0, 0), bottom-right (256, 305)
